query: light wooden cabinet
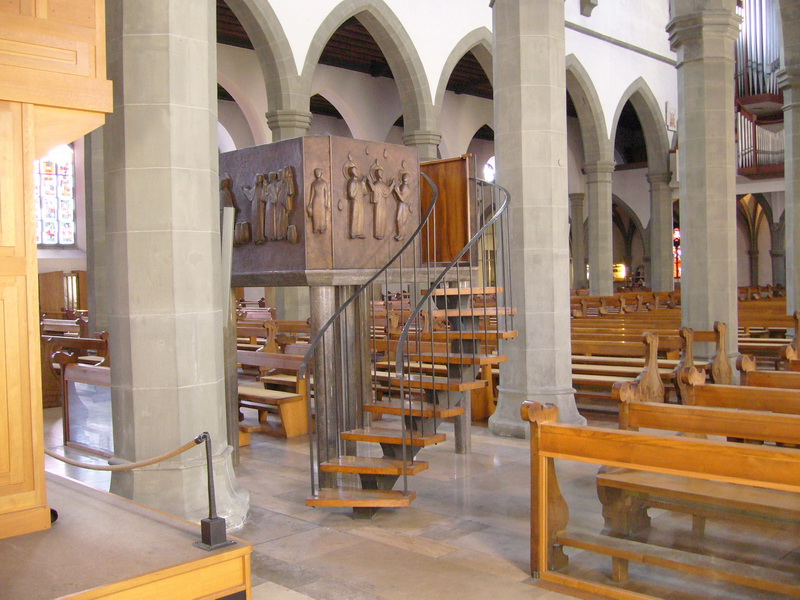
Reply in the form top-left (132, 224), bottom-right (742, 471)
top-left (0, 0), bottom-right (111, 540)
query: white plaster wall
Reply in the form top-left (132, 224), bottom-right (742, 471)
top-left (218, 100), bottom-right (255, 149)
top-left (309, 114), bottom-right (353, 138)
top-left (612, 167), bottom-right (651, 227)
top-left (217, 44), bottom-right (271, 145)
top-left (312, 65), bottom-right (402, 142)
top-left (465, 138), bottom-right (494, 178)
top-left (438, 92), bottom-right (493, 158)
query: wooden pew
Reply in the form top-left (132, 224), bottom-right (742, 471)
top-left (237, 350), bottom-right (308, 438)
top-left (521, 400), bottom-right (800, 600)
top-left (40, 334), bottom-right (109, 408)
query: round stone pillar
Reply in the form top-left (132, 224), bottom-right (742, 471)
top-left (569, 193), bottom-right (588, 289)
top-left (647, 171), bottom-right (675, 292)
top-left (585, 160), bottom-right (615, 296)
top-left (779, 66), bottom-right (800, 312)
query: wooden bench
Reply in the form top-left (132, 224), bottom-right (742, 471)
top-left (521, 400), bottom-right (800, 600)
top-left (237, 349), bottom-right (308, 438)
top-left (40, 334), bottom-right (109, 408)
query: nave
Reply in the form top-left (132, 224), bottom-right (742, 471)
top-left (41, 406), bottom-right (799, 600)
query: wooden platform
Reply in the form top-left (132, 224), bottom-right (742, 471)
top-left (0, 473), bottom-right (251, 600)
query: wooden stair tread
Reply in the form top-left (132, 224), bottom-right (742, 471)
top-left (319, 456), bottom-right (429, 475)
top-left (430, 307), bottom-right (517, 318)
top-left (425, 287), bottom-right (502, 296)
top-left (407, 352), bottom-right (507, 365)
top-left (557, 529), bottom-right (800, 597)
top-left (340, 427), bottom-right (446, 447)
top-left (372, 370), bottom-right (488, 392)
top-left (306, 488), bottom-right (417, 508)
top-left (374, 360), bottom-right (449, 375)
top-left (364, 399), bottom-right (465, 418)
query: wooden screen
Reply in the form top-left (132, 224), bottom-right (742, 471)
top-left (0, 0), bottom-right (111, 539)
top-left (420, 155), bottom-right (475, 264)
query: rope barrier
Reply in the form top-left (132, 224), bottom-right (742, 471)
top-left (44, 436), bottom-right (203, 471)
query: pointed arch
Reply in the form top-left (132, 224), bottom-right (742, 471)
top-left (300, 0), bottom-right (435, 133)
top-left (223, 0), bottom-right (304, 111)
top-left (434, 28), bottom-right (493, 110)
top-left (610, 78), bottom-right (671, 176)
top-left (309, 90), bottom-right (356, 138)
top-left (565, 55), bottom-right (612, 165)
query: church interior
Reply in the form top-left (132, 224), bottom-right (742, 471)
top-left (2, 0), bottom-right (800, 599)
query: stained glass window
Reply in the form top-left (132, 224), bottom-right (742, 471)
top-left (35, 144), bottom-right (75, 247)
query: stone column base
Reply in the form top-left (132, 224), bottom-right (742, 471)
top-left (489, 385), bottom-right (586, 438)
top-left (110, 445), bottom-right (250, 529)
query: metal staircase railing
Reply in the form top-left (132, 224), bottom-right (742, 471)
top-left (298, 175), bottom-right (512, 504)
top-left (298, 173), bottom-right (439, 499)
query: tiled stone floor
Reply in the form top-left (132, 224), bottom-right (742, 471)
top-left (43, 408), bottom-right (799, 600)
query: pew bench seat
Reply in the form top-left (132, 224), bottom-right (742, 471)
top-left (237, 382), bottom-right (307, 438)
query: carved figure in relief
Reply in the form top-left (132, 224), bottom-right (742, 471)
top-left (241, 173), bottom-right (267, 244)
top-left (366, 160), bottom-right (392, 240)
top-left (219, 175), bottom-right (239, 214)
top-left (339, 158), bottom-right (367, 239)
top-left (307, 168), bottom-right (330, 234)
top-left (393, 169), bottom-right (413, 241)
top-left (264, 171), bottom-right (281, 241)
top-left (276, 166), bottom-right (296, 240)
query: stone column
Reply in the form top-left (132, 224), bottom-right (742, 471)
top-left (569, 193), bottom-right (588, 289)
top-left (84, 128), bottom-right (109, 333)
top-left (584, 160), bottom-right (615, 296)
top-left (667, 4), bottom-right (739, 344)
top-left (402, 130), bottom-right (442, 163)
top-left (104, 0), bottom-right (248, 526)
top-left (489, 0), bottom-right (584, 436)
top-left (780, 66), bottom-right (800, 312)
top-left (266, 109), bottom-right (312, 141)
top-left (748, 249), bottom-right (759, 286)
top-left (647, 171), bottom-right (675, 292)
top-left (770, 248), bottom-right (786, 288)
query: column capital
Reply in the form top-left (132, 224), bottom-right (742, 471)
top-left (568, 191), bottom-right (585, 203)
top-left (667, 10), bottom-right (741, 59)
top-left (646, 171), bottom-right (672, 186)
top-left (265, 109), bottom-right (312, 141)
top-left (777, 66), bottom-right (800, 93)
top-left (770, 250), bottom-right (785, 258)
top-left (402, 130), bottom-right (441, 162)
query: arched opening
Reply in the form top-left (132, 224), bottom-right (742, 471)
top-left (309, 94), bottom-right (354, 138)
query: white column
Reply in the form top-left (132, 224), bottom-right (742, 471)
top-left (489, 0), bottom-right (584, 436)
top-left (104, 0), bottom-right (248, 526)
top-left (85, 128), bottom-right (109, 333)
top-left (647, 171), bottom-right (675, 292)
top-left (667, 4), bottom-right (739, 345)
top-left (585, 160), bottom-right (615, 296)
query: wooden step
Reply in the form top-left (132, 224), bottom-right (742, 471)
top-left (430, 307), bottom-right (517, 319)
top-left (372, 370), bottom-right (488, 392)
top-left (407, 352), bottom-right (507, 366)
top-left (340, 427), bottom-right (446, 447)
top-left (364, 399), bottom-right (465, 418)
top-left (306, 488), bottom-right (416, 508)
top-left (425, 287), bottom-right (502, 296)
top-left (319, 456), bottom-right (429, 475)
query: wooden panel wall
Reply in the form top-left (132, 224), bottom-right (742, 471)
top-left (0, 0), bottom-right (111, 539)
top-left (420, 155), bottom-right (474, 264)
top-left (0, 101), bottom-right (50, 539)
